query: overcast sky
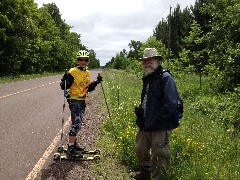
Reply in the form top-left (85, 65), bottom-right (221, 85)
top-left (34, 0), bottom-right (196, 66)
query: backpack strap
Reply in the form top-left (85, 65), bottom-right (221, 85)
top-left (156, 69), bottom-right (170, 95)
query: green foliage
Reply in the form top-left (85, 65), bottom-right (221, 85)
top-left (88, 49), bottom-right (100, 68)
top-left (154, 4), bottom-right (193, 58)
top-left (127, 40), bottom-right (143, 60)
top-left (200, 0), bottom-right (240, 91)
top-left (125, 59), bottom-right (143, 77)
top-left (140, 36), bottom-right (168, 61)
top-left (107, 36), bottom-right (167, 76)
top-left (105, 0), bottom-right (240, 93)
top-left (0, 1), bottom-right (99, 76)
top-left (183, 20), bottom-right (208, 71)
top-left (191, 88), bottom-right (240, 131)
top-left (98, 69), bottom-right (240, 179)
top-left (112, 50), bottom-right (129, 70)
top-left (100, 69), bottom-right (142, 169)
top-left (169, 82), bottom-right (240, 179)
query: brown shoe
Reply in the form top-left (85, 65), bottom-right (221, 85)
top-left (130, 169), bottom-right (151, 180)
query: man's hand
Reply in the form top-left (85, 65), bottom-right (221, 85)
top-left (135, 106), bottom-right (144, 117)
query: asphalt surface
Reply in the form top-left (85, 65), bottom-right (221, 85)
top-left (0, 69), bottom-right (101, 180)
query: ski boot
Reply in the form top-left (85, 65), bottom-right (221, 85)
top-left (66, 145), bottom-right (83, 158)
top-left (74, 139), bottom-right (85, 151)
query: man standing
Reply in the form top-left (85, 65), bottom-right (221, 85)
top-left (132, 48), bottom-right (180, 179)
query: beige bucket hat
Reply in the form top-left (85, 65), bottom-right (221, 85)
top-left (139, 48), bottom-right (162, 60)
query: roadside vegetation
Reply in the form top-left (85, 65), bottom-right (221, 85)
top-left (0, 1), bottom-right (100, 76)
top-left (0, 72), bottom-right (62, 84)
top-left (92, 68), bottom-right (239, 179)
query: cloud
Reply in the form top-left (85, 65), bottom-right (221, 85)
top-left (35, 0), bottom-right (196, 65)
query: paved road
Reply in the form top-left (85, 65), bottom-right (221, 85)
top-left (0, 69), bottom-right (101, 180)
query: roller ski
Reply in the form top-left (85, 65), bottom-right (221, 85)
top-left (53, 152), bottom-right (100, 161)
top-left (57, 145), bottom-right (101, 155)
top-left (53, 144), bottom-right (101, 161)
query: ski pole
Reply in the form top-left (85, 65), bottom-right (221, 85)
top-left (60, 70), bottom-right (67, 143)
top-left (98, 73), bottom-right (117, 139)
top-left (60, 70), bottom-right (67, 161)
top-left (60, 80), bottom-right (66, 146)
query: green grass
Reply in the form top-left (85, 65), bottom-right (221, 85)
top-left (0, 72), bottom-right (62, 84)
top-left (92, 68), bottom-right (240, 179)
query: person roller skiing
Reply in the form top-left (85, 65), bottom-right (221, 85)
top-left (60, 50), bottom-right (102, 157)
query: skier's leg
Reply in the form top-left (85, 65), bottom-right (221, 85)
top-left (69, 135), bottom-right (76, 144)
top-left (67, 99), bottom-right (85, 156)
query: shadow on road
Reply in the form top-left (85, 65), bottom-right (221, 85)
top-left (40, 160), bottom-right (88, 180)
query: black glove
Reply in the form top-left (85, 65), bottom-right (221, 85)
top-left (97, 75), bottom-right (103, 83)
top-left (62, 73), bottom-right (68, 81)
top-left (60, 73), bottom-right (71, 90)
top-left (135, 106), bottom-right (144, 118)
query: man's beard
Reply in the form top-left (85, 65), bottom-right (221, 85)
top-left (142, 61), bottom-right (159, 75)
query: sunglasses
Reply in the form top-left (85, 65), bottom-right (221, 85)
top-left (77, 58), bottom-right (89, 62)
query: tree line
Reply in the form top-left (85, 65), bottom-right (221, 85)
top-left (0, 0), bottom-right (100, 76)
top-left (106, 0), bottom-right (240, 92)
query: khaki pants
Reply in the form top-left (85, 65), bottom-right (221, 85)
top-left (136, 130), bottom-right (171, 180)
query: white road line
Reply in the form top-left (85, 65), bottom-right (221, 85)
top-left (0, 81), bottom-right (60, 99)
top-left (25, 116), bottom-right (71, 180)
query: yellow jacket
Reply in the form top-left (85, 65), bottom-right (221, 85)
top-left (68, 67), bottom-right (90, 99)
